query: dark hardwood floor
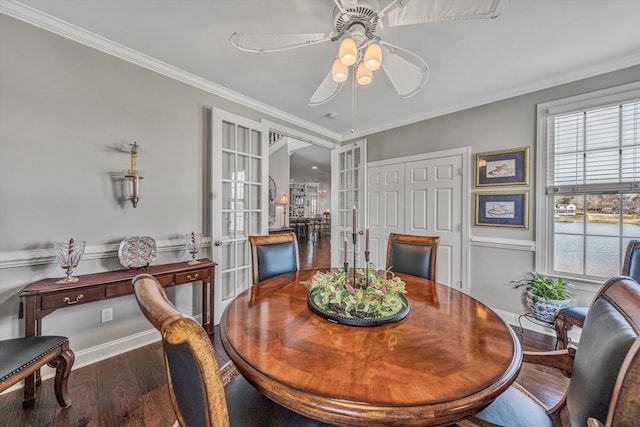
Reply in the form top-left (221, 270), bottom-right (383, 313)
top-left (0, 237), bottom-right (569, 426)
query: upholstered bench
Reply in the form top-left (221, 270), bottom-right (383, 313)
top-left (0, 336), bottom-right (74, 408)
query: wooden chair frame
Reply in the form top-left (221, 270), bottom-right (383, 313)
top-left (249, 233), bottom-right (300, 285)
top-left (385, 233), bottom-right (439, 280)
top-left (464, 276), bottom-right (640, 427)
top-left (132, 274), bottom-right (230, 427)
top-left (554, 239), bottom-right (640, 350)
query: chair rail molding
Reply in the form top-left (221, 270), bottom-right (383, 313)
top-left (469, 236), bottom-right (535, 252)
top-left (0, 237), bottom-right (212, 269)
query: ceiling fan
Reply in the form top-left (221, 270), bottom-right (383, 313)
top-left (230, 0), bottom-right (510, 106)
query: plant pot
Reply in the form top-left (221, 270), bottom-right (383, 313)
top-left (526, 291), bottom-right (572, 323)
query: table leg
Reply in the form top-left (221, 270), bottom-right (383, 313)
top-left (23, 296), bottom-right (38, 405)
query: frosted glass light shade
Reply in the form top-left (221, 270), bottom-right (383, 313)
top-left (331, 58), bottom-right (348, 82)
top-left (364, 43), bottom-right (382, 71)
top-left (339, 37), bottom-right (357, 66)
top-left (356, 63), bottom-right (372, 85)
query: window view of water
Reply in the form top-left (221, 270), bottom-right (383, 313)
top-left (554, 222), bottom-right (640, 278)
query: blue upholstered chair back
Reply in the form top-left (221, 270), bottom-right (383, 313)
top-left (249, 233), bottom-right (300, 285)
top-left (565, 276), bottom-right (640, 426)
top-left (623, 239), bottom-right (640, 282)
top-left (386, 234), bottom-right (439, 280)
top-left (256, 241), bottom-right (297, 281)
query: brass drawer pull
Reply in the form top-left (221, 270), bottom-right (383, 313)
top-left (63, 294), bottom-right (84, 305)
top-left (187, 274), bottom-right (199, 281)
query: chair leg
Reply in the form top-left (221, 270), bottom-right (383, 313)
top-left (22, 375), bottom-right (36, 408)
top-left (554, 317), bottom-right (573, 350)
top-left (49, 346), bottom-right (74, 408)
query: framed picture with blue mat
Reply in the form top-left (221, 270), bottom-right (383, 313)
top-left (475, 191), bottom-right (529, 229)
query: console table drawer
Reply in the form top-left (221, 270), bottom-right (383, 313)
top-left (41, 287), bottom-right (104, 310)
top-left (156, 274), bottom-right (174, 287)
top-left (176, 268), bottom-right (209, 284)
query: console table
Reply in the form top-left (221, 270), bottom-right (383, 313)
top-left (20, 258), bottom-right (216, 337)
top-left (19, 258), bottom-right (216, 403)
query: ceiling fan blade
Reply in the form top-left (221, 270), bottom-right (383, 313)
top-left (380, 42), bottom-right (429, 99)
top-left (308, 71), bottom-right (345, 106)
top-left (381, 0), bottom-right (511, 27)
top-left (230, 32), bottom-right (332, 53)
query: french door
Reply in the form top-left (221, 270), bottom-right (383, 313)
top-left (331, 140), bottom-right (367, 267)
top-left (210, 108), bottom-right (268, 324)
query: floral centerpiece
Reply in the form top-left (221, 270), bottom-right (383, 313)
top-left (302, 267), bottom-right (409, 326)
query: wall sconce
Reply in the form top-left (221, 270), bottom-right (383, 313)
top-left (124, 142), bottom-right (143, 208)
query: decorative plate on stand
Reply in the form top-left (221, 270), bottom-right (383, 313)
top-left (118, 236), bottom-right (156, 269)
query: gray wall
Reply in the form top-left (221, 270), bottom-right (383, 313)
top-left (358, 65), bottom-right (640, 313)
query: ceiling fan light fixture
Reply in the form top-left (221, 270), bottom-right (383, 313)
top-left (331, 58), bottom-right (348, 82)
top-left (356, 63), bottom-right (372, 85)
top-left (338, 37), bottom-right (357, 66)
top-left (364, 43), bottom-right (382, 71)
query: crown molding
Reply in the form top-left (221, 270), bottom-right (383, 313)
top-left (0, 0), bottom-right (343, 142)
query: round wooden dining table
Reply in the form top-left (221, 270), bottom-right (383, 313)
top-left (220, 270), bottom-right (522, 426)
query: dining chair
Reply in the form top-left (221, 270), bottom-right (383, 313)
top-left (554, 239), bottom-right (640, 349)
top-left (249, 232), bottom-right (300, 285)
top-left (385, 233), bottom-right (439, 280)
top-left (132, 274), bottom-right (334, 427)
top-left (0, 335), bottom-right (74, 408)
top-left (466, 275), bottom-right (640, 427)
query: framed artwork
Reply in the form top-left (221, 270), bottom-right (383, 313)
top-left (475, 147), bottom-right (529, 187)
top-left (475, 191), bottom-right (529, 229)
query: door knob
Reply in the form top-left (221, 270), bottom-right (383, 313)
top-left (214, 240), bottom-right (223, 246)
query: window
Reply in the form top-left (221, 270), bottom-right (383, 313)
top-left (537, 82), bottom-right (640, 283)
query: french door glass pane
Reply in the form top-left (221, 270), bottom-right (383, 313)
top-left (222, 182), bottom-right (232, 209)
top-left (250, 212), bottom-right (260, 234)
top-left (251, 130), bottom-right (261, 155)
top-left (222, 242), bottom-right (235, 269)
top-left (222, 212), bottom-right (233, 240)
top-left (238, 155), bottom-right (249, 179)
top-left (237, 240), bottom-right (249, 267)
top-left (222, 271), bottom-right (235, 300)
top-left (238, 126), bottom-right (249, 153)
top-left (238, 268), bottom-right (251, 293)
top-left (222, 152), bottom-right (234, 180)
top-left (222, 121), bottom-right (235, 150)
top-left (250, 184), bottom-right (261, 207)
top-left (251, 157), bottom-right (261, 182)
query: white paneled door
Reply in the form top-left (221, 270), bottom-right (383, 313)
top-left (368, 151), bottom-right (464, 288)
top-left (331, 140), bottom-right (367, 268)
top-left (211, 108), bottom-right (268, 324)
top-left (367, 163), bottom-right (405, 268)
top-left (405, 154), bottom-right (463, 287)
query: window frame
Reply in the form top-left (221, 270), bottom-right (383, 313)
top-left (536, 81), bottom-right (640, 286)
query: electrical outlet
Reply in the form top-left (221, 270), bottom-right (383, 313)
top-left (101, 307), bottom-right (113, 323)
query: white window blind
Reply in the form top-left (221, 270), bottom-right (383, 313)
top-left (546, 100), bottom-right (640, 195)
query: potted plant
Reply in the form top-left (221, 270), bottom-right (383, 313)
top-left (513, 272), bottom-right (574, 323)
